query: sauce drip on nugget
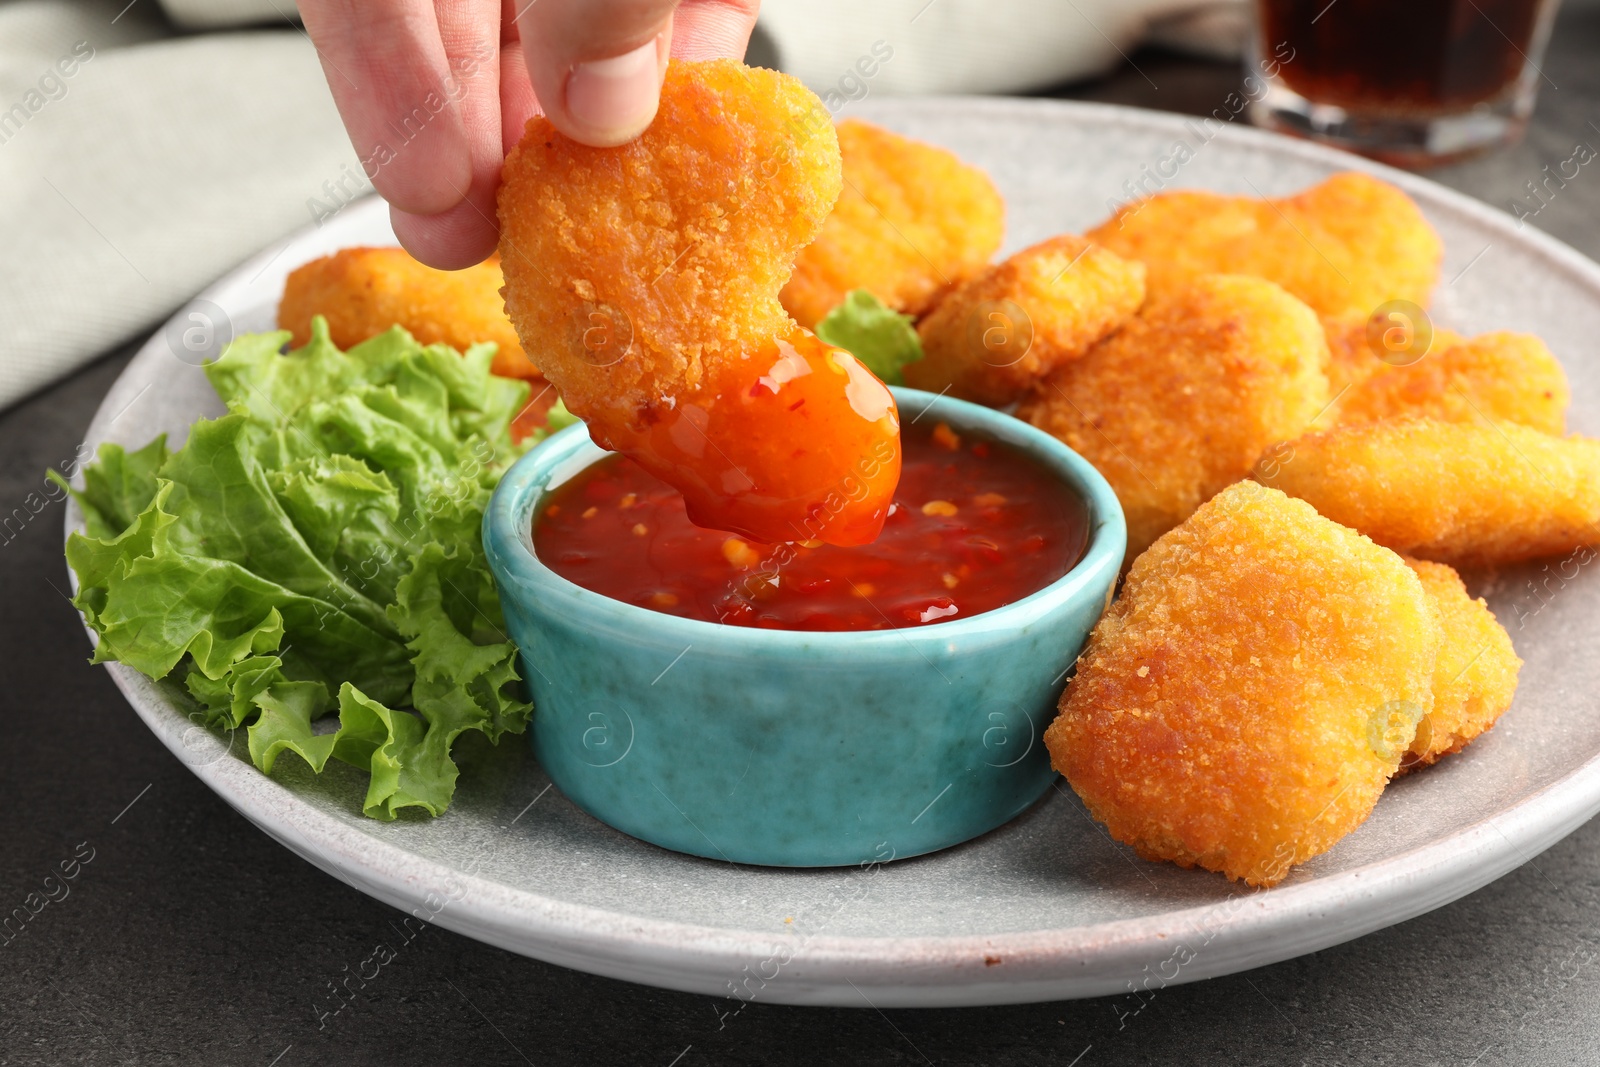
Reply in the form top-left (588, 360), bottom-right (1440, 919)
top-left (497, 60), bottom-right (900, 546)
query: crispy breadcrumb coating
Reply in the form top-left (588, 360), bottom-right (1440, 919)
top-left (1400, 558), bottom-right (1522, 770)
top-left (497, 59), bottom-right (841, 429)
top-left (1323, 313), bottom-right (1461, 400)
top-left (1330, 326), bottom-right (1569, 435)
top-left (779, 118), bottom-right (1005, 330)
top-left (1088, 173), bottom-right (1443, 320)
top-left (903, 235), bottom-right (1146, 406)
top-left (1016, 274), bottom-right (1329, 558)
top-left (1259, 418), bottom-right (1600, 565)
top-left (1047, 481), bottom-right (1440, 887)
top-left (277, 248), bottom-right (539, 379)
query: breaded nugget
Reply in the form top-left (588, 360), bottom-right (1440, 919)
top-left (1047, 481), bottom-right (1440, 887)
top-left (1088, 173), bottom-right (1443, 320)
top-left (1331, 327), bottom-right (1569, 435)
top-left (1323, 313), bottom-right (1461, 400)
top-left (277, 248), bottom-right (539, 379)
top-left (1401, 558), bottom-right (1522, 770)
top-left (902, 235), bottom-right (1146, 406)
top-left (1016, 274), bottom-right (1328, 558)
top-left (498, 59), bottom-right (900, 546)
top-left (779, 118), bottom-right (1005, 330)
top-left (499, 60), bottom-right (836, 417)
top-left (1258, 418), bottom-right (1600, 565)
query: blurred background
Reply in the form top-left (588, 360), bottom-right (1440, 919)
top-left (3, 0), bottom-right (1598, 412)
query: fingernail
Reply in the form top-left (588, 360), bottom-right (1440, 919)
top-left (565, 38), bottom-right (663, 146)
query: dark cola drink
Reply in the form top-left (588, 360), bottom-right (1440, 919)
top-left (1250, 0), bottom-right (1561, 166)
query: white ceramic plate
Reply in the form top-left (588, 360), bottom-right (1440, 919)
top-left (67, 98), bottom-right (1600, 1007)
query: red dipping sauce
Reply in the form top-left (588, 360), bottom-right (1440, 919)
top-left (534, 421), bottom-right (1089, 631)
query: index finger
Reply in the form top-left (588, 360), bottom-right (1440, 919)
top-left (298, 0), bottom-right (473, 217)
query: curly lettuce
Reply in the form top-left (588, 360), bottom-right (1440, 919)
top-left (814, 289), bottom-right (924, 385)
top-left (58, 318), bottom-right (537, 819)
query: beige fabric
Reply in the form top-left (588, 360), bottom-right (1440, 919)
top-left (0, 0), bottom-right (357, 408)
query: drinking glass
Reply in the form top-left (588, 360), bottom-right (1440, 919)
top-left (1249, 0), bottom-right (1563, 167)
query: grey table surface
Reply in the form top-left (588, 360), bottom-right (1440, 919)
top-left (4, 9), bottom-right (1600, 1067)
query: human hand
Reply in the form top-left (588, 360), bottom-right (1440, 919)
top-left (298, 0), bottom-right (761, 269)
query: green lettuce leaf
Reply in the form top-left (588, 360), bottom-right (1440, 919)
top-left (814, 289), bottom-right (924, 385)
top-left (49, 435), bottom-right (169, 540)
top-left (61, 317), bottom-right (534, 820)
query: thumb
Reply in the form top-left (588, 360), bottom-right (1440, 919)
top-left (516, 0), bottom-right (760, 148)
top-left (517, 0), bottom-right (677, 148)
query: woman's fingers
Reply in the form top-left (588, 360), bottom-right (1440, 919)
top-left (669, 0), bottom-right (763, 61)
top-left (388, 0), bottom-right (508, 267)
top-left (389, 194), bottom-right (501, 268)
top-left (302, 0), bottom-right (761, 266)
top-left (298, 0), bottom-right (474, 218)
top-left (497, 1), bottom-right (540, 155)
top-left (433, 0), bottom-right (505, 168)
top-left (515, 0), bottom-right (759, 147)
top-left (515, 0), bottom-right (677, 148)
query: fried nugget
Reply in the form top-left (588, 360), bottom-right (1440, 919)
top-left (1329, 324), bottom-right (1569, 435)
top-left (499, 60), bottom-right (836, 415)
top-left (1088, 173), bottom-right (1443, 320)
top-left (277, 248), bottom-right (539, 379)
top-left (1401, 558), bottom-right (1521, 770)
top-left (779, 118), bottom-right (1005, 330)
top-left (497, 59), bottom-right (900, 546)
top-left (1258, 418), bottom-right (1600, 565)
top-left (902, 235), bottom-right (1145, 406)
top-left (1323, 313), bottom-right (1460, 399)
top-left (1016, 274), bottom-right (1328, 558)
top-left (1047, 481), bottom-right (1440, 887)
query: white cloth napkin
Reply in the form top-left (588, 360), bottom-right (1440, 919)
top-left (0, 0), bottom-right (1245, 410)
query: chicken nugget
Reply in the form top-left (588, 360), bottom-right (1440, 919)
top-left (779, 118), bottom-right (1005, 330)
top-left (498, 60), bottom-right (900, 546)
top-left (1088, 173), bottom-right (1443, 320)
top-left (1258, 418), bottom-right (1600, 565)
top-left (1330, 326), bottom-right (1569, 435)
top-left (903, 235), bottom-right (1146, 406)
top-left (1323, 313), bottom-right (1460, 399)
top-left (1016, 274), bottom-right (1328, 558)
top-left (1047, 480), bottom-right (1440, 887)
top-left (1400, 558), bottom-right (1521, 770)
top-left (277, 248), bottom-right (539, 380)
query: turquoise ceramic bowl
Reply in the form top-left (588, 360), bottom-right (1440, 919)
top-left (482, 387), bottom-right (1126, 867)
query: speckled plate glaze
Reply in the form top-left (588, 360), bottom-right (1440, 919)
top-left (66, 98), bottom-right (1600, 1007)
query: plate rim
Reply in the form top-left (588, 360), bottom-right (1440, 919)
top-left (68, 94), bottom-right (1600, 1007)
